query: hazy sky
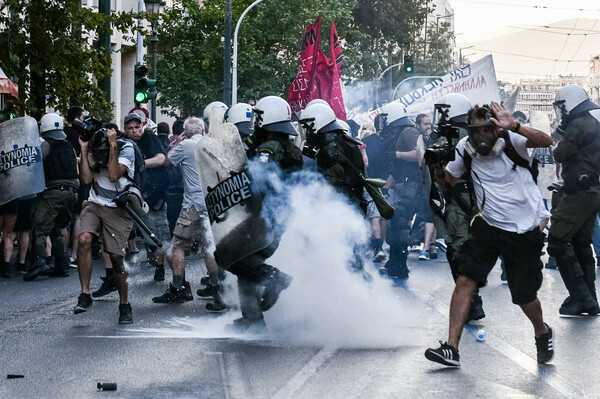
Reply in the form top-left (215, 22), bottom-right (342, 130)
top-left (451, 0), bottom-right (600, 82)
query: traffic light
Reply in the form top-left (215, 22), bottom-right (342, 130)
top-left (0, 103), bottom-right (18, 123)
top-left (134, 63), bottom-right (157, 104)
top-left (404, 56), bottom-right (414, 73)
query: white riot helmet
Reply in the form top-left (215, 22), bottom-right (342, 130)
top-left (253, 96), bottom-right (297, 136)
top-left (40, 113), bottom-right (66, 140)
top-left (435, 93), bottom-right (472, 126)
top-left (203, 101), bottom-right (228, 121)
top-left (298, 103), bottom-right (345, 135)
top-left (380, 101), bottom-right (414, 128)
top-left (225, 103), bottom-right (253, 137)
top-left (553, 84), bottom-right (598, 121)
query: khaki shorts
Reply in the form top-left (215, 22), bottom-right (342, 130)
top-left (80, 201), bottom-right (133, 256)
top-left (139, 205), bottom-right (171, 244)
top-left (172, 206), bottom-right (213, 255)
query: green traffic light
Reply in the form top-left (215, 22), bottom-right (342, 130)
top-left (406, 66), bottom-right (413, 72)
top-left (135, 92), bottom-right (148, 103)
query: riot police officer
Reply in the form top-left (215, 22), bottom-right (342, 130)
top-left (548, 84), bottom-right (600, 315)
top-left (299, 103), bottom-right (371, 278)
top-left (24, 113), bottom-right (79, 281)
top-left (379, 102), bottom-right (425, 279)
top-left (227, 96), bottom-right (302, 332)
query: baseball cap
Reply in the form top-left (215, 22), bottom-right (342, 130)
top-left (124, 112), bottom-right (143, 124)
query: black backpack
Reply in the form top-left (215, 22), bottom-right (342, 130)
top-left (462, 130), bottom-right (539, 183)
top-left (122, 138), bottom-right (147, 189)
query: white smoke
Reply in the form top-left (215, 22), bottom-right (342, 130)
top-left (133, 165), bottom-right (421, 349)
top-left (262, 169), bottom-right (420, 348)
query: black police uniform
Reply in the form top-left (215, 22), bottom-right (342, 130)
top-left (548, 110), bottom-right (600, 314)
top-left (25, 137), bottom-right (79, 280)
top-left (227, 132), bottom-right (302, 328)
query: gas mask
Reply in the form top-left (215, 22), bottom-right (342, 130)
top-left (466, 121), bottom-right (505, 157)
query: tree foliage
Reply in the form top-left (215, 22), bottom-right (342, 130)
top-left (0, 0), bottom-right (138, 120)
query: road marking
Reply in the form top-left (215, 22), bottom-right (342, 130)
top-left (270, 346), bottom-right (337, 399)
top-left (393, 278), bottom-right (588, 399)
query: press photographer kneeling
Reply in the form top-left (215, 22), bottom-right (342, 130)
top-left (72, 113), bottom-right (141, 324)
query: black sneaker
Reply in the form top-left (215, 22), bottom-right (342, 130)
top-left (373, 249), bottom-right (387, 263)
top-left (196, 284), bottom-right (224, 298)
top-left (118, 303), bottom-right (133, 324)
top-left (183, 280), bottom-right (194, 301)
top-left (535, 324), bottom-right (555, 364)
top-left (153, 265), bottom-right (165, 282)
top-left (92, 278), bottom-right (117, 298)
top-left (48, 268), bottom-right (69, 278)
top-left (23, 263), bottom-right (50, 281)
top-left (424, 341), bottom-right (460, 367)
top-left (152, 284), bottom-right (185, 303)
top-left (74, 293), bottom-right (93, 314)
top-left (261, 270), bottom-right (292, 311)
top-left (206, 300), bottom-right (228, 312)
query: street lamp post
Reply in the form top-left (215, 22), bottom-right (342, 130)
top-left (232, 0), bottom-right (265, 105)
top-left (144, 0), bottom-right (164, 122)
top-left (375, 61), bottom-right (404, 107)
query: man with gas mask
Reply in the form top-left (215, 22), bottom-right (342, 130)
top-left (23, 113), bottom-right (79, 281)
top-left (73, 114), bottom-right (137, 324)
top-left (426, 93), bottom-right (485, 322)
top-left (548, 84), bottom-right (600, 315)
top-left (299, 102), bottom-right (371, 279)
top-left (425, 102), bottom-right (554, 367)
top-left (379, 102), bottom-right (425, 280)
top-left (226, 95), bottom-right (301, 332)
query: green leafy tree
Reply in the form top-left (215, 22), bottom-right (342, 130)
top-left (0, 0), bottom-right (138, 120)
top-left (413, 20), bottom-right (455, 76)
top-left (157, 0), bottom-right (356, 118)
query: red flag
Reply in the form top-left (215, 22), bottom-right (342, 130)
top-left (288, 14), bottom-right (321, 117)
top-left (323, 21), bottom-right (346, 120)
top-left (288, 16), bottom-right (346, 120)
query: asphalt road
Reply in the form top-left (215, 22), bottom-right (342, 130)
top-left (0, 246), bottom-right (598, 399)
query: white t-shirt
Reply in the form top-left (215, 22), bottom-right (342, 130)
top-left (446, 131), bottom-right (550, 233)
top-left (88, 143), bottom-right (135, 208)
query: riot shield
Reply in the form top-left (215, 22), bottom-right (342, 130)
top-left (208, 106), bottom-right (226, 136)
top-left (195, 123), bottom-right (273, 269)
top-left (0, 116), bottom-right (46, 205)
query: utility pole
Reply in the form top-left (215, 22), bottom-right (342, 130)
top-left (223, 0), bottom-right (232, 106)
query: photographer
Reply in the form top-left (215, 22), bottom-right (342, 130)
top-left (425, 101), bottom-right (554, 367)
top-left (426, 93), bottom-right (485, 322)
top-left (73, 116), bottom-right (135, 324)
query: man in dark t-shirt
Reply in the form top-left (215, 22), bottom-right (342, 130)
top-left (124, 114), bottom-right (172, 283)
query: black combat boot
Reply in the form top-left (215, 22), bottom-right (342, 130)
top-left (559, 278), bottom-right (600, 315)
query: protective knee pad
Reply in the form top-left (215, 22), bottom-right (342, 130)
top-left (546, 236), bottom-right (566, 259)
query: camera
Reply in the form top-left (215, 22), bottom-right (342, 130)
top-left (72, 116), bottom-right (106, 142)
top-left (424, 104), bottom-right (461, 165)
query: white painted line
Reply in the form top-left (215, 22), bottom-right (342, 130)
top-left (393, 279), bottom-right (588, 399)
top-left (223, 352), bottom-right (248, 399)
top-left (270, 346), bottom-right (337, 399)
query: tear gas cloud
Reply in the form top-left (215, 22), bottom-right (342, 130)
top-left (135, 162), bottom-right (422, 348)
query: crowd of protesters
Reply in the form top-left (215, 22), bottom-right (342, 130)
top-left (1, 84), bottom-right (600, 364)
